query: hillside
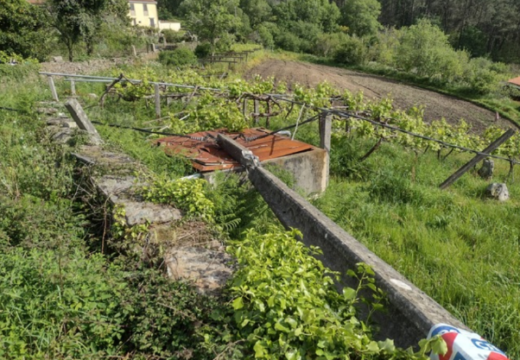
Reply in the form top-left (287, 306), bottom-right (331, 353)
top-left (247, 58), bottom-right (514, 133)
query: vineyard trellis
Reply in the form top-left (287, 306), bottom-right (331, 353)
top-left (41, 69), bottom-right (520, 185)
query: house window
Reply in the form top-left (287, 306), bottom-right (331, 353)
top-left (143, 4), bottom-right (148, 16)
top-left (129, 3), bottom-right (135, 16)
top-left (150, 17), bottom-right (155, 27)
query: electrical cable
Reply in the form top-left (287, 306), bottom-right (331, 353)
top-left (90, 120), bottom-right (208, 141)
top-left (0, 106), bottom-right (23, 112)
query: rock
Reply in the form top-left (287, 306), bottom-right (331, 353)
top-left (51, 129), bottom-right (74, 144)
top-left (63, 122), bottom-right (77, 128)
top-left (88, 93), bottom-right (98, 99)
top-left (486, 183), bottom-right (509, 201)
top-left (478, 159), bottom-right (494, 180)
top-left (52, 56), bottom-right (63, 63)
top-left (46, 118), bottom-right (64, 126)
top-left (36, 107), bottom-right (58, 115)
top-left (165, 247), bottom-right (234, 295)
top-left (123, 201), bottom-right (182, 226)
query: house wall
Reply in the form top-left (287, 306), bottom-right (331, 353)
top-left (129, 1), bottom-right (158, 28)
top-left (159, 21), bottom-right (182, 32)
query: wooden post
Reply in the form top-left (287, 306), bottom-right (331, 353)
top-left (70, 80), bottom-right (76, 97)
top-left (319, 111), bottom-right (332, 187)
top-left (154, 84), bottom-right (161, 118)
top-left (253, 100), bottom-right (260, 126)
top-left (242, 98), bottom-right (248, 119)
top-left (439, 129), bottom-right (516, 189)
top-left (48, 76), bottom-right (59, 102)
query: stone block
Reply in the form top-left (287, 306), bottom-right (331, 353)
top-left (165, 247), bottom-right (234, 295)
top-left (486, 183), bottom-right (509, 201)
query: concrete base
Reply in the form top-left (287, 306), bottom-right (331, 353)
top-left (263, 147), bottom-right (328, 195)
top-left (203, 147), bottom-right (328, 195)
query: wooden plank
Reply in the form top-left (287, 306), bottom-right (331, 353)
top-left (439, 129), bottom-right (516, 189)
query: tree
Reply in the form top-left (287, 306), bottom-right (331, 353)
top-left (46, 0), bottom-right (128, 61)
top-left (181, 0), bottom-right (242, 55)
top-left (340, 0), bottom-right (382, 37)
top-left (240, 0), bottom-right (272, 28)
top-left (0, 0), bottom-right (51, 61)
top-left (157, 0), bottom-right (185, 20)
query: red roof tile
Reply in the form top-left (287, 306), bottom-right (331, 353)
top-left (508, 76), bottom-right (520, 87)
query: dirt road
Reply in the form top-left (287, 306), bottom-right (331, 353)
top-left (247, 59), bottom-right (512, 132)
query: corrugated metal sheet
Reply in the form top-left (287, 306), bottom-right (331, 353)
top-left (508, 76), bottom-right (520, 87)
top-left (155, 128), bottom-right (313, 172)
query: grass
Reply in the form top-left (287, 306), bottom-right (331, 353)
top-left (312, 135), bottom-right (520, 357)
top-left (9, 55), bottom-right (520, 358)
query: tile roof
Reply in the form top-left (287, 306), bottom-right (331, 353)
top-left (508, 76), bottom-right (520, 87)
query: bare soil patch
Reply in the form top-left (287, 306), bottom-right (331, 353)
top-left (247, 59), bottom-right (513, 133)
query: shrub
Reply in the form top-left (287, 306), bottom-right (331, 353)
top-left (158, 47), bottom-right (198, 67)
top-left (333, 35), bottom-right (368, 65)
top-left (257, 24), bottom-right (275, 49)
top-left (275, 32), bottom-right (302, 52)
top-left (215, 32), bottom-right (235, 53)
top-left (466, 57), bottom-right (511, 94)
top-left (314, 32), bottom-right (349, 57)
top-left (162, 29), bottom-right (183, 43)
top-left (194, 42), bottom-right (212, 58)
top-left (0, 248), bottom-right (128, 359)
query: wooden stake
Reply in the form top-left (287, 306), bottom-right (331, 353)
top-left (70, 79), bottom-right (76, 96)
top-left (439, 129), bottom-right (516, 189)
top-left (48, 76), bottom-right (59, 102)
top-left (154, 84), bottom-right (161, 118)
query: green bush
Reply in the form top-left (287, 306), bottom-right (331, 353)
top-left (257, 23), bottom-right (275, 49)
top-left (333, 35), bottom-right (368, 65)
top-left (194, 42), bottom-right (212, 58)
top-left (162, 29), bottom-right (183, 43)
top-left (0, 248), bottom-right (128, 359)
top-left (465, 57), bottom-right (511, 94)
top-left (275, 32), bottom-right (302, 52)
top-left (158, 47), bottom-right (198, 67)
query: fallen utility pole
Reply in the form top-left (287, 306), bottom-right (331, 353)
top-left (216, 133), bottom-right (469, 348)
top-left (439, 129), bottom-right (516, 189)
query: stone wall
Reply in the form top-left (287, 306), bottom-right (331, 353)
top-left (217, 134), bottom-right (469, 348)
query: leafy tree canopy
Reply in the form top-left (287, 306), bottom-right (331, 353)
top-left (180, 0), bottom-right (242, 54)
top-left (0, 0), bottom-right (51, 61)
top-left (340, 0), bottom-right (382, 37)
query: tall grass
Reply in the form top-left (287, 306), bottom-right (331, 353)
top-left (313, 135), bottom-right (520, 357)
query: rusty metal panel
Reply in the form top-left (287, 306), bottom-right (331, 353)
top-left (155, 128), bottom-right (313, 172)
top-left (508, 76), bottom-right (520, 87)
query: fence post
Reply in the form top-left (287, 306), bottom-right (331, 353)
top-left (254, 100), bottom-right (259, 126)
top-left (48, 75), bottom-right (59, 102)
top-left (242, 98), bottom-right (248, 119)
top-left (319, 111), bottom-right (332, 187)
top-left (70, 80), bottom-right (76, 97)
top-left (154, 84), bottom-right (161, 118)
top-left (439, 128), bottom-right (516, 189)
